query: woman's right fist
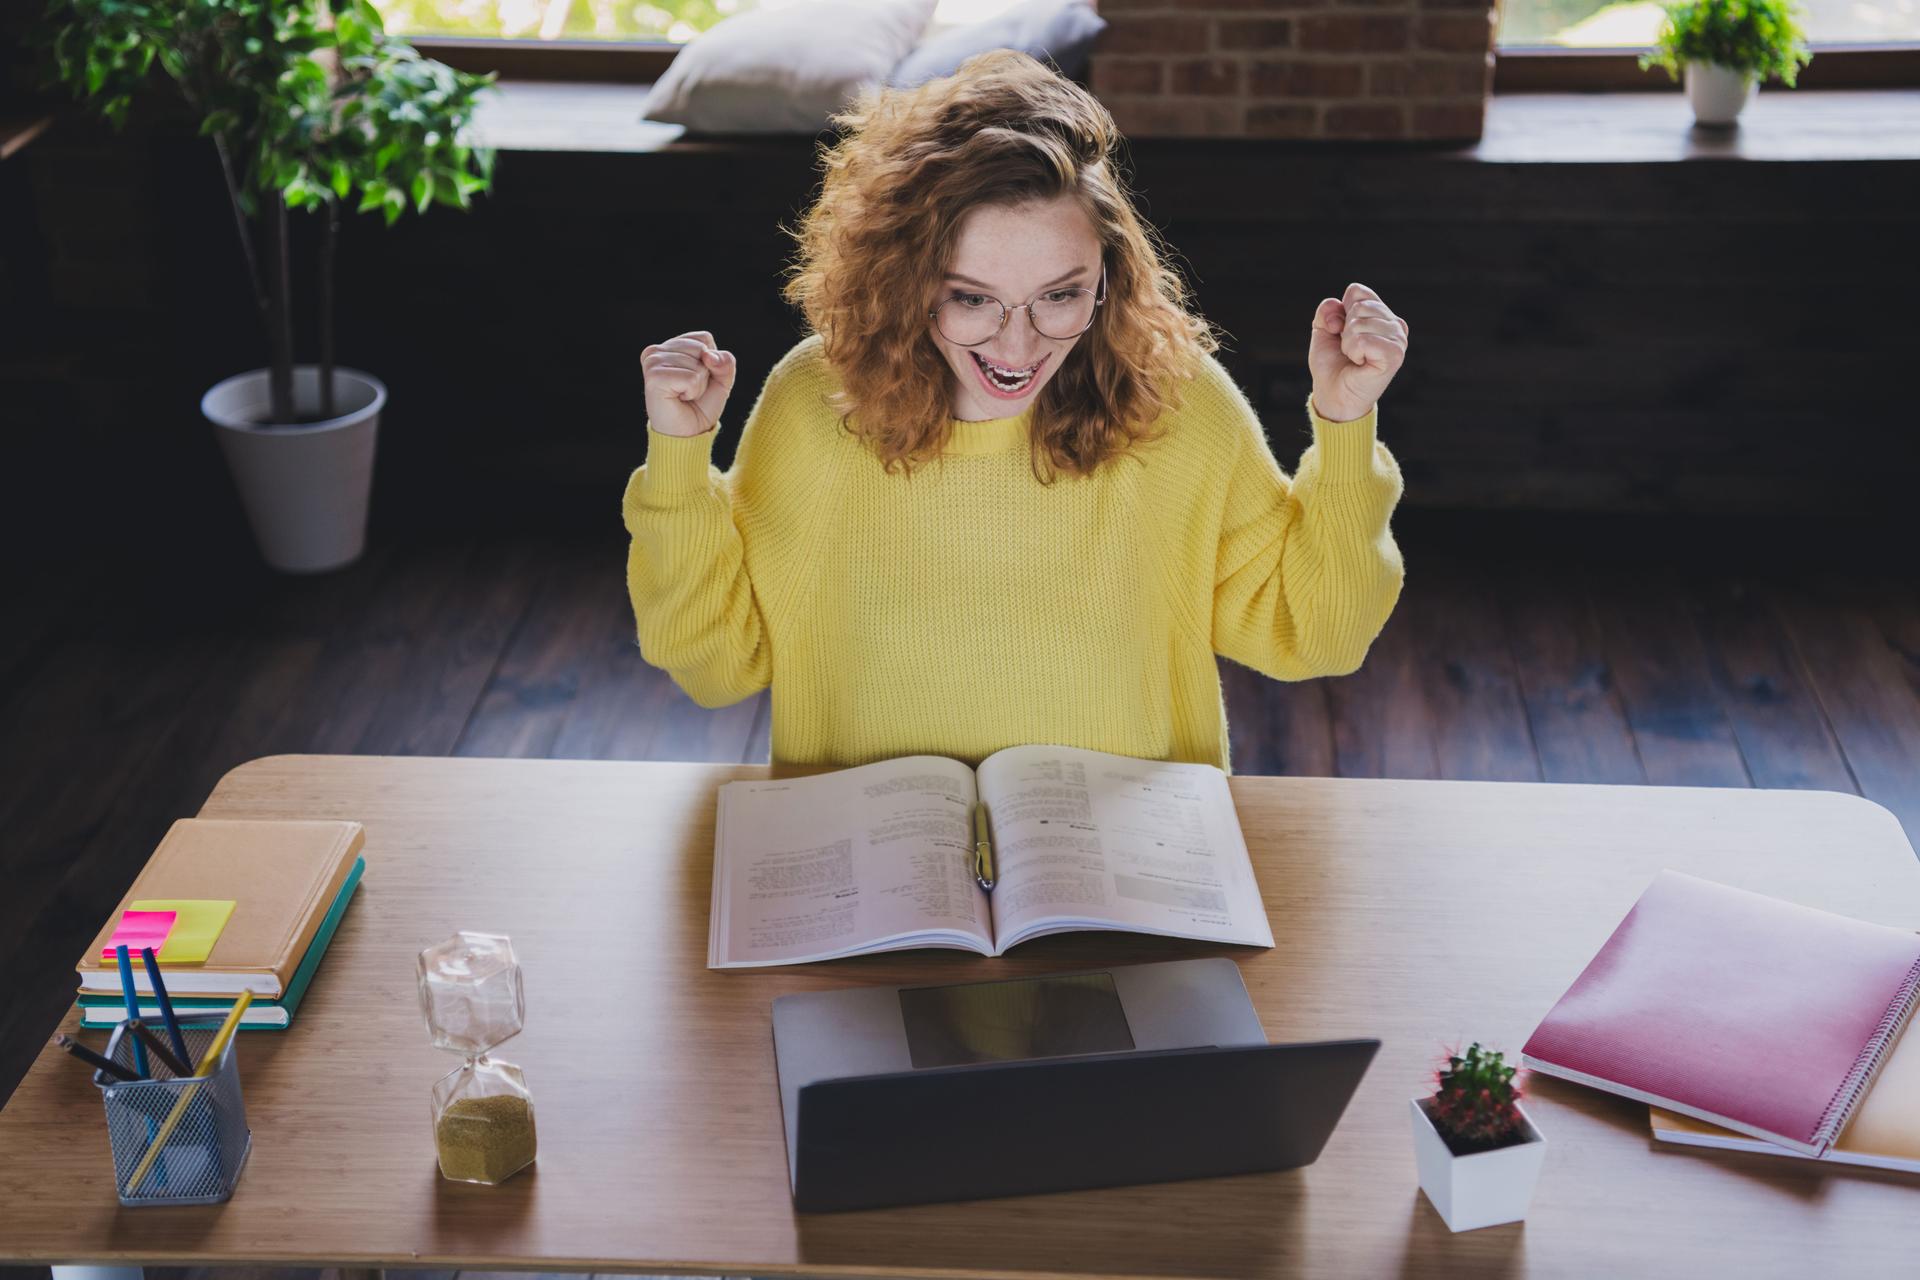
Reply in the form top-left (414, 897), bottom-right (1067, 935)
top-left (642, 331), bottom-right (736, 437)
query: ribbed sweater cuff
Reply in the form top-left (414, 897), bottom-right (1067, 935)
top-left (639, 424), bottom-right (719, 499)
top-left (1304, 394), bottom-right (1381, 481)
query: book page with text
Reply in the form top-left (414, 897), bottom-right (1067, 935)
top-left (708, 755), bottom-right (994, 968)
top-left (978, 744), bottom-right (1275, 953)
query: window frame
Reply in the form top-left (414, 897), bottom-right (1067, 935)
top-left (412, 36), bottom-right (1920, 91)
top-left (1493, 42), bottom-right (1920, 91)
top-left (414, 37), bottom-right (677, 82)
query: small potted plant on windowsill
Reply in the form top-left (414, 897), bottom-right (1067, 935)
top-left (37, 1), bottom-right (496, 572)
top-left (1410, 1042), bottom-right (1547, 1232)
top-left (1638, 0), bottom-right (1814, 129)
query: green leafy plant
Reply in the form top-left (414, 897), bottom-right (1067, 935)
top-left (1427, 1042), bottom-right (1530, 1155)
top-left (37, 0), bottom-right (497, 424)
top-left (1638, 0), bottom-right (1814, 87)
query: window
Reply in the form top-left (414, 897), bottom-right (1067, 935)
top-left (372, 0), bottom-right (1016, 44)
top-left (381, 0), bottom-right (1918, 90)
top-left (1492, 0), bottom-right (1918, 89)
top-left (370, 0), bottom-right (758, 43)
top-left (1496, 0), bottom-right (1920, 47)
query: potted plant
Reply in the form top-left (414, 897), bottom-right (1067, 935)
top-left (1638, 0), bottom-right (1813, 128)
top-left (1409, 1042), bottom-right (1547, 1232)
top-left (37, 0), bottom-right (496, 572)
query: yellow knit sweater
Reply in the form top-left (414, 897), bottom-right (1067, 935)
top-left (623, 333), bottom-right (1405, 773)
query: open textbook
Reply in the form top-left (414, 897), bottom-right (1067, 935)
top-left (707, 744), bottom-right (1276, 969)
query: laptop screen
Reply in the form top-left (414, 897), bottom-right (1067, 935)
top-left (898, 971), bottom-right (1136, 1068)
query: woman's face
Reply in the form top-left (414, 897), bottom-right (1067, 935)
top-left (931, 195), bottom-right (1103, 421)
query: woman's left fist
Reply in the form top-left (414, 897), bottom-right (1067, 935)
top-left (1308, 283), bottom-right (1409, 422)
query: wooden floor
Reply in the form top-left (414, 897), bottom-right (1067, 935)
top-left (1, 508), bottom-right (1917, 1280)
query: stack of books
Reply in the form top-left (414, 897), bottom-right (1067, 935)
top-left (76, 818), bottom-right (366, 1031)
top-left (1521, 869), bottom-right (1920, 1174)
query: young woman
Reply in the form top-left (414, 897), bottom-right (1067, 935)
top-left (626, 50), bottom-right (1410, 773)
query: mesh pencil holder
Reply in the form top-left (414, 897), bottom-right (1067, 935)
top-left (92, 1017), bottom-right (253, 1206)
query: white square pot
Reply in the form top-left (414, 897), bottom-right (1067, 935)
top-left (1410, 1095), bottom-right (1547, 1232)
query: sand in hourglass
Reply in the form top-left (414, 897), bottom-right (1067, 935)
top-left (435, 1091), bottom-right (537, 1183)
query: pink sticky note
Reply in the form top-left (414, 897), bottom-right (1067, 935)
top-left (103, 909), bottom-right (177, 962)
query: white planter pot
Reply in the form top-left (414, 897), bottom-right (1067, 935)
top-left (1685, 61), bottom-right (1758, 126)
top-left (201, 366), bottom-right (387, 574)
top-left (1410, 1095), bottom-right (1547, 1232)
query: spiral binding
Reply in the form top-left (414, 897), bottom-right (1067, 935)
top-left (1813, 953), bottom-right (1920, 1152)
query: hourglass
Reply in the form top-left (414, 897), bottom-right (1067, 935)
top-left (416, 930), bottom-right (538, 1184)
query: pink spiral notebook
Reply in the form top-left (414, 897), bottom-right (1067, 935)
top-left (1521, 869), bottom-right (1920, 1157)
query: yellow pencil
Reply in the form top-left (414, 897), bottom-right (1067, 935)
top-left (125, 990), bottom-right (252, 1193)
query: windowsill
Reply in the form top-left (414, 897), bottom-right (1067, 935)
top-left (467, 79), bottom-right (1920, 162)
top-left (468, 81), bottom-right (683, 153)
top-left (1471, 88), bottom-right (1919, 161)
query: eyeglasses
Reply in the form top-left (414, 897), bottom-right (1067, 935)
top-left (929, 265), bottom-right (1108, 347)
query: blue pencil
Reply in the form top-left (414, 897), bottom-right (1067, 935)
top-left (139, 946), bottom-right (193, 1073)
top-left (112, 945), bottom-right (171, 1188)
top-left (115, 944), bottom-right (149, 1078)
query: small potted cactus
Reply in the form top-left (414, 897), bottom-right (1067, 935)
top-left (1409, 1042), bottom-right (1547, 1232)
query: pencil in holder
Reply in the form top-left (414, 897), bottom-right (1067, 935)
top-left (93, 1016), bottom-right (253, 1206)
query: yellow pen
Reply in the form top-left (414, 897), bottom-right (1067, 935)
top-left (973, 803), bottom-right (995, 892)
top-left (125, 990), bottom-right (252, 1193)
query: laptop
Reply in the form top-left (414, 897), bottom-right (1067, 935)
top-left (771, 956), bottom-right (1378, 1211)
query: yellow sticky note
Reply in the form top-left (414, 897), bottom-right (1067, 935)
top-left (127, 898), bottom-right (236, 964)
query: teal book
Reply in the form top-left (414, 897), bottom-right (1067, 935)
top-left (81, 855), bottom-right (364, 1032)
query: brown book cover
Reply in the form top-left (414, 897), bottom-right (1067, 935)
top-left (77, 817), bottom-right (364, 998)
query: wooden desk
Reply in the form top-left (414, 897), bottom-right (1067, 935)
top-left (1, 755), bottom-right (1915, 1278)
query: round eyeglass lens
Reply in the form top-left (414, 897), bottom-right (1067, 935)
top-left (936, 289), bottom-right (1098, 345)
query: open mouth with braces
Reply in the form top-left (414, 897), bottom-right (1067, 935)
top-left (972, 352), bottom-right (1045, 393)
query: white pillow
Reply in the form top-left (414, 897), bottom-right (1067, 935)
top-left (888, 0), bottom-right (1106, 89)
top-left (640, 0), bottom-right (941, 134)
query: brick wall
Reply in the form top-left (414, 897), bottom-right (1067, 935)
top-left (1089, 0), bottom-right (1499, 141)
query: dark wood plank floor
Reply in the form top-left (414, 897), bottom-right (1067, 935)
top-left (1, 508), bottom-right (1916, 1280)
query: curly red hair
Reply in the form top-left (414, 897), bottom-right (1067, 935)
top-left (778, 49), bottom-right (1226, 483)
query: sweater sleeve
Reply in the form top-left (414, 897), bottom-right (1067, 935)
top-left (621, 348), bottom-right (823, 708)
top-left (1211, 391), bottom-right (1406, 681)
